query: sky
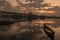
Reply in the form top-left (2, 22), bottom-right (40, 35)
top-left (5, 0), bottom-right (60, 16)
top-left (45, 0), bottom-right (60, 6)
top-left (6, 0), bottom-right (60, 6)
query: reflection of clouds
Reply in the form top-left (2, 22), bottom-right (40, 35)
top-left (0, 19), bottom-right (59, 37)
top-left (0, 24), bottom-right (18, 36)
top-left (16, 21), bottom-right (29, 26)
top-left (20, 29), bottom-right (30, 33)
top-left (32, 20), bottom-right (54, 24)
top-left (45, 20), bottom-right (54, 23)
top-left (0, 21), bottom-right (28, 36)
top-left (52, 27), bottom-right (60, 40)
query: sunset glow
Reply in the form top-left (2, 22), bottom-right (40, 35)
top-left (45, 0), bottom-right (60, 6)
top-left (32, 20), bottom-right (54, 24)
top-left (36, 10), bottom-right (55, 14)
top-left (5, 0), bottom-right (60, 7)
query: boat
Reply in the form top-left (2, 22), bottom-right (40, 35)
top-left (43, 24), bottom-right (55, 40)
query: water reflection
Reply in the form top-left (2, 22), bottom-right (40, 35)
top-left (0, 19), bottom-right (60, 40)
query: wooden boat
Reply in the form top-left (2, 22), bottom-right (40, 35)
top-left (43, 24), bottom-right (55, 40)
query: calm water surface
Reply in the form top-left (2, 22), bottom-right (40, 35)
top-left (0, 19), bottom-right (60, 40)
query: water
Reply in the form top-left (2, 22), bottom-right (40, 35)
top-left (0, 19), bottom-right (60, 40)
top-left (46, 19), bottom-right (60, 40)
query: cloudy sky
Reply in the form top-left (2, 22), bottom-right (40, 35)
top-left (6, 0), bottom-right (60, 6)
top-left (1, 0), bottom-right (59, 16)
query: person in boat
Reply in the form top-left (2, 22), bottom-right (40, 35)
top-left (44, 24), bottom-right (55, 40)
